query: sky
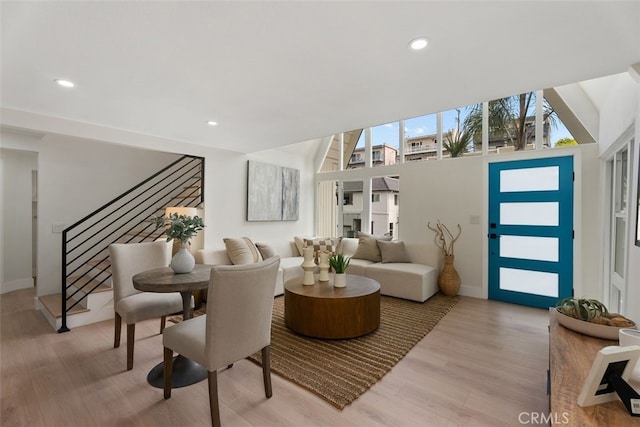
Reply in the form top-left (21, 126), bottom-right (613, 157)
top-left (356, 100), bottom-right (573, 148)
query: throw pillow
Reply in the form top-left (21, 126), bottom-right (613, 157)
top-left (223, 237), bottom-right (261, 265)
top-left (377, 240), bottom-right (411, 263)
top-left (294, 236), bottom-right (313, 256)
top-left (255, 242), bottom-right (276, 260)
top-left (352, 232), bottom-right (391, 262)
top-left (304, 237), bottom-right (342, 263)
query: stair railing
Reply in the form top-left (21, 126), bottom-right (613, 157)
top-left (59, 155), bottom-right (204, 332)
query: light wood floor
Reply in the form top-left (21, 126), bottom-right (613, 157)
top-left (1, 288), bottom-right (549, 426)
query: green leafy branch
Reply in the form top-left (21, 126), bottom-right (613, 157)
top-left (153, 213), bottom-right (205, 246)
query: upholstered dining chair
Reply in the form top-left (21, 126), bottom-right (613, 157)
top-left (109, 240), bottom-right (183, 370)
top-left (162, 256), bottom-right (281, 427)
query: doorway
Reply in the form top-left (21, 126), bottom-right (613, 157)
top-left (488, 156), bottom-right (574, 308)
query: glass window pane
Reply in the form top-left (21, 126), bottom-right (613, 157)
top-left (371, 176), bottom-right (399, 239)
top-left (442, 106), bottom-right (472, 158)
top-left (500, 166), bottom-right (559, 192)
top-left (500, 267), bottom-right (558, 297)
top-left (500, 202), bottom-right (559, 226)
top-left (545, 96), bottom-right (586, 149)
top-left (500, 236), bottom-right (558, 262)
top-left (404, 114), bottom-right (437, 163)
top-left (371, 122), bottom-right (399, 168)
top-left (484, 94), bottom-right (537, 154)
top-left (342, 180), bottom-right (363, 238)
top-left (615, 216), bottom-right (626, 277)
top-left (615, 149), bottom-right (628, 213)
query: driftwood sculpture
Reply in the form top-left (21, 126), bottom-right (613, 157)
top-left (427, 220), bottom-right (462, 256)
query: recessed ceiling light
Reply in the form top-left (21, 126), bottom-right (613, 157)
top-left (409, 37), bottom-right (429, 51)
top-left (207, 121), bottom-right (218, 126)
top-left (55, 79), bottom-right (75, 88)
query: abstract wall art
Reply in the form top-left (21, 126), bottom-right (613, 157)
top-left (247, 160), bottom-right (299, 221)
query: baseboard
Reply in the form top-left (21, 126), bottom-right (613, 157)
top-left (1, 277), bottom-right (34, 294)
top-left (458, 284), bottom-right (483, 299)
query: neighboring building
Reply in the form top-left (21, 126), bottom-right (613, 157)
top-left (341, 177), bottom-right (399, 238)
top-left (348, 144), bottom-right (398, 168)
top-left (473, 115), bottom-right (551, 152)
top-left (404, 134), bottom-right (439, 162)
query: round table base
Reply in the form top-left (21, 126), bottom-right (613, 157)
top-left (146, 355), bottom-right (207, 388)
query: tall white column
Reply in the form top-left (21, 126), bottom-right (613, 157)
top-left (437, 112), bottom-right (443, 159)
top-left (398, 120), bottom-right (405, 164)
top-left (365, 127), bottom-right (372, 168)
top-left (535, 89), bottom-right (544, 150)
top-left (362, 177), bottom-right (372, 234)
top-left (339, 133), bottom-right (344, 171)
top-left (482, 101), bottom-right (489, 155)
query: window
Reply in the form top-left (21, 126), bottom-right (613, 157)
top-left (372, 151), bottom-right (382, 161)
top-left (372, 193), bottom-right (380, 202)
top-left (544, 96), bottom-right (581, 147)
top-left (344, 193), bottom-right (353, 205)
top-left (404, 113), bottom-right (437, 163)
top-left (394, 194), bottom-right (399, 205)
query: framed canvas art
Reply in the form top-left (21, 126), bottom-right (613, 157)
top-left (247, 160), bottom-right (299, 221)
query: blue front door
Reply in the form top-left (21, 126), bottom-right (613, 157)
top-left (488, 156), bottom-right (574, 308)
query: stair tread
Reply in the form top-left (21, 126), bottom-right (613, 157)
top-left (40, 294), bottom-right (89, 318)
top-left (67, 276), bottom-right (111, 292)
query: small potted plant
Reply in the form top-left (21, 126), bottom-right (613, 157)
top-left (328, 253), bottom-right (350, 288)
top-left (154, 212), bottom-right (205, 273)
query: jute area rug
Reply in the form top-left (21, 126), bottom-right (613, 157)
top-left (252, 293), bottom-right (458, 409)
top-left (172, 292), bottom-right (459, 409)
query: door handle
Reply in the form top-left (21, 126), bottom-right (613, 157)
top-left (488, 233), bottom-right (499, 239)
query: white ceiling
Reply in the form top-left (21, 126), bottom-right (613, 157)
top-left (2, 1), bottom-right (640, 154)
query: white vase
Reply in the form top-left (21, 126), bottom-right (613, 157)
top-left (301, 247), bottom-right (315, 285)
top-left (171, 247), bottom-right (195, 274)
top-left (334, 273), bottom-right (346, 288)
top-left (318, 251), bottom-right (330, 282)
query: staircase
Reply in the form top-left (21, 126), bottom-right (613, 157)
top-left (38, 155), bottom-right (205, 332)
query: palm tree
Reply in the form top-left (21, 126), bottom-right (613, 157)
top-left (443, 130), bottom-right (472, 157)
top-left (463, 93), bottom-right (556, 150)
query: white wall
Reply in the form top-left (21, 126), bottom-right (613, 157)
top-left (2, 120), bottom-right (318, 305)
top-left (3, 132), bottom-right (182, 298)
top-left (598, 72), bottom-right (638, 154)
top-left (0, 147), bottom-right (38, 293)
top-left (599, 70), bottom-right (640, 323)
top-left (401, 156), bottom-right (484, 297)
top-left (577, 144), bottom-right (603, 299)
top-left (200, 144), bottom-right (316, 251)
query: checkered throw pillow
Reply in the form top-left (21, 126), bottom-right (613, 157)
top-left (304, 237), bottom-right (342, 263)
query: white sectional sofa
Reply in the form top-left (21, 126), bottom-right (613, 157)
top-left (196, 237), bottom-right (442, 302)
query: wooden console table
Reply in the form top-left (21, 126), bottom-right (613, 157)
top-left (549, 308), bottom-right (640, 426)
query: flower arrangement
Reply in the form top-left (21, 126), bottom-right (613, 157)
top-left (427, 220), bottom-right (462, 256)
top-left (328, 253), bottom-right (351, 274)
top-left (153, 213), bottom-right (205, 247)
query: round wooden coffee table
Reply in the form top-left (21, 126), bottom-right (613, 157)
top-left (284, 275), bottom-right (380, 339)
